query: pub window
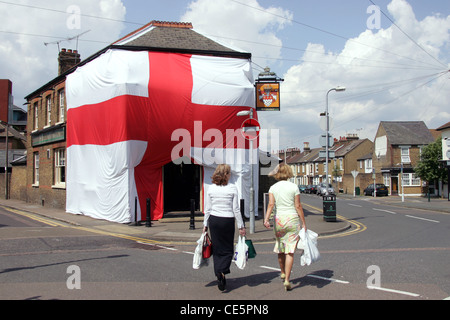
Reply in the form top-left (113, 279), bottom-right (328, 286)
top-left (46, 95), bottom-right (52, 126)
top-left (58, 89), bottom-right (65, 123)
top-left (33, 152), bottom-right (39, 186)
top-left (54, 148), bottom-right (66, 188)
top-left (34, 102), bottom-right (39, 130)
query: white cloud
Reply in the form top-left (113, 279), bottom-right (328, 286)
top-left (181, 0), bottom-right (293, 69)
top-left (0, 0), bottom-right (126, 106)
top-left (259, 0), bottom-right (450, 149)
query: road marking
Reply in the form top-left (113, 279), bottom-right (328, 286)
top-left (260, 266), bottom-right (281, 272)
top-left (260, 266), bottom-right (350, 284)
top-left (306, 274), bottom-right (350, 284)
top-left (373, 208), bottom-right (397, 214)
top-left (1, 206), bottom-right (68, 227)
top-left (367, 285), bottom-right (420, 297)
top-left (405, 215), bottom-right (440, 223)
top-left (302, 203), bottom-right (367, 239)
top-left (348, 203), bottom-right (362, 207)
top-left (136, 241), bottom-right (178, 251)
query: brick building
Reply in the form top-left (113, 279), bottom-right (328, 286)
top-left (24, 49), bottom-right (80, 208)
top-left (371, 121), bottom-right (435, 196)
top-left (0, 79), bottom-right (27, 199)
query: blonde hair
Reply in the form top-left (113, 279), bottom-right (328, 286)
top-left (270, 163), bottom-right (293, 181)
top-left (211, 164), bottom-right (231, 186)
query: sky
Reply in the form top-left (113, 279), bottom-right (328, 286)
top-left (0, 0), bottom-right (449, 151)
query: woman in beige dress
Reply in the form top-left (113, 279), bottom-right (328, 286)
top-left (264, 163), bottom-right (307, 291)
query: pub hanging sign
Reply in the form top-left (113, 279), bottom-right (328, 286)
top-left (255, 67), bottom-right (283, 112)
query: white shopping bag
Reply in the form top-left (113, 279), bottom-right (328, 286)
top-left (233, 236), bottom-right (248, 270)
top-left (193, 232), bottom-right (209, 269)
top-left (298, 229), bottom-right (320, 266)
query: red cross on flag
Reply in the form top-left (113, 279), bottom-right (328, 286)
top-left (66, 49), bottom-right (258, 223)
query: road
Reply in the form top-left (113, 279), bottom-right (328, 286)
top-left (0, 195), bottom-right (449, 304)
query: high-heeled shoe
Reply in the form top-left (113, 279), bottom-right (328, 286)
top-left (283, 281), bottom-right (292, 291)
top-left (217, 273), bottom-right (226, 291)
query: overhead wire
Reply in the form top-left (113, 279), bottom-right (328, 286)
top-left (368, 0), bottom-right (448, 69)
top-left (229, 0), bottom-right (447, 70)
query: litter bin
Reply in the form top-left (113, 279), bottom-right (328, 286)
top-left (355, 187), bottom-right (360, 196)
top-left (323, 195), bottom-right (336, 222)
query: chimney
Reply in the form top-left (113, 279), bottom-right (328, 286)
top-left (58, 48), bottom-right (81, 75)
top-left (303, 142), bottom-right (310, 153)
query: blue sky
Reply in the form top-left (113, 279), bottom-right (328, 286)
top-left (1, 0), bottom-right (449, 150)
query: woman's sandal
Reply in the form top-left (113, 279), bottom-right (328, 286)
top-left (283, 281), bottom-right (292, 291)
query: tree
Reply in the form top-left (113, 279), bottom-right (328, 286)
top-left (415, 137), bottom-right (447, 195)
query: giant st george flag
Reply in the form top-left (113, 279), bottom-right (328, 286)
top-left (65, 49), bottom-right (258, 223)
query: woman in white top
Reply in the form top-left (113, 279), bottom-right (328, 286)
top-left (264, 163), bottom-right (307, 291)
top-left (203, 164), bottom-right (246, 291)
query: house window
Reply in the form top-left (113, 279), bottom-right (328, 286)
top-left (339, 158), bottom-right (344, 171)
top-left (33, 152), bottom-right (39, 185)
top-left (401, 173), bottom-right (420, 186)
top-left (54, 148), bottom-right (66, 188)
top-left (46, 95), bottom-right (52, 126)
top-left (34, 102), bottom-right (39, 130)
top-left (365, 159), bottom-right (372, 170)
top-left (401, 147), bottom-right (410, 164)
top-left (383, 173), bottom-right (390, 186)
top-left (58, 89), bottom-right (65, 123)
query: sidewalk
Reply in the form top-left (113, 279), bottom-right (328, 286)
top-left (0, 198), bottom-right (350, 243)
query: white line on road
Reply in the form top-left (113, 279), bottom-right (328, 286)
top-left (367, 285), bottom-right (420, 297)
top-left (405, 215), bottom-right (440, 224)
top-left (306, 274), bottom-right (350, 284)
top-left (348, 204), bottom-right (362, 207)
top-left (373, 208), bottom-right (397, 214)
top-left (260, 266), bottom-right (350, 284)
top-left (260, 266), bottom-right (280, 272)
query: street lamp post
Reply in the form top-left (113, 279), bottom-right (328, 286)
top-left (237, 108), bottom-right (256, 234)
top-left (325, 87), bottom-right (345, 194)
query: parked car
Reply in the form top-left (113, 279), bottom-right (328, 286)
top-left (306, 185), bottom-right (317, 194)
top-left (298, 185), bottom-right (307, 193)
top-left (364, 183), bottom-right (389, 196)
top-left (317, 183), bottom-right (335, 196)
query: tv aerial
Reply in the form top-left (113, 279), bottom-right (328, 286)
top-left (44, 30), bottom-right (91, 51)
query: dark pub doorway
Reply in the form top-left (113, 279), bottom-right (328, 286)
top-left (163, 161), bottom-right (201, 213)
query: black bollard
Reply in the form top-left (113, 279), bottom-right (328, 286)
top-left (135, 196), bottom-right (138, 226)
top-left (189, 199), bottom-right (195, 230)
top-left (146, 198), bottom-right (152, 227)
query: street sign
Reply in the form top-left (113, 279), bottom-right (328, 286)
top-left (319, 116), bottom-right (334, 131)
top-left (240, 118), bottom-right (260, 140)
top-left (351, 170), bottom-right (359, 178)
top-left (319, 134), bottom-right (334, 148)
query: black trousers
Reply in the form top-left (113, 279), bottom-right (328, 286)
top-left (209, 215), bottom-right (235, 276)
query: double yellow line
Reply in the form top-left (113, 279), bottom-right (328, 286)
top-left (1, 206), bottom-right (68, 227)
top-left (2, 206), bottom-right (177, 245)
top-left (302, 203), bottom-right (367, 239)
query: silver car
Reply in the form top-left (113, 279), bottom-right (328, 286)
top-left (317, 183), bottom-right (335, 196)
